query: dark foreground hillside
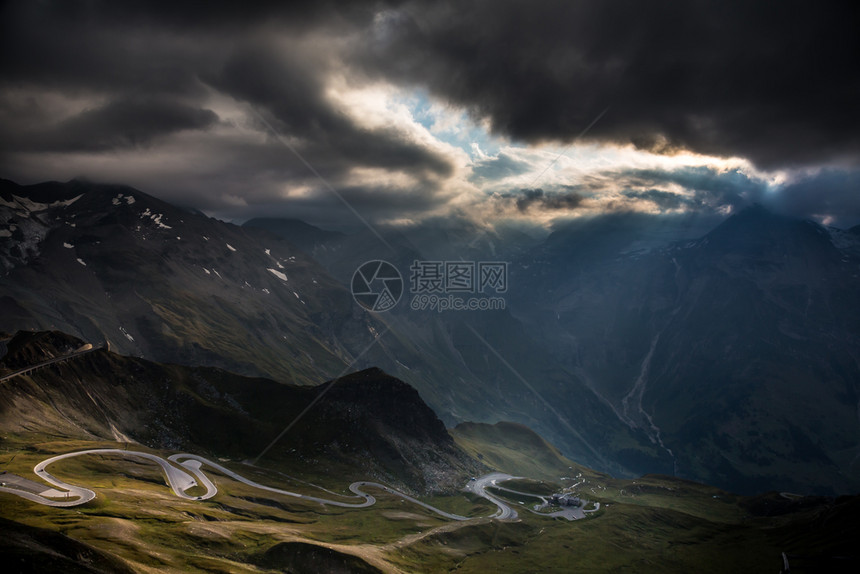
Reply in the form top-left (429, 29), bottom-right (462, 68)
top-left (0, 329), bottom-right (482, 493)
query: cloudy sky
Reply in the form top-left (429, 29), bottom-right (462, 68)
top-left (1, 0), bottom-right (858, 230)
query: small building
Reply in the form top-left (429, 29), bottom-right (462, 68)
top-left (551, 493), bottom-right (581, 507)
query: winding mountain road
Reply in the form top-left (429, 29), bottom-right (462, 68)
top-left (465, 472), bottom-right (520, 520)
top-left (0, 351), bottom-right (526, 521)
top-left (0, 345), bottom-right (101, 384)
top-left (1, 449), bottom-right (517, 521)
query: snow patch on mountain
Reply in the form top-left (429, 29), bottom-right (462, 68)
top-left (119, 326), bottom-right (134, 342)
top-left (140, 208), bottom-right (172, 229)
top-left (112, 194), bottom-right (136, 206)
top-left (226, 243), bottom-right (237, 252)
top-left (76, 258), bottom-right (87, 266)
top-left (0, 194), bottom-right (83, 214)
top-left (267, 268), bottom-right (288, 281)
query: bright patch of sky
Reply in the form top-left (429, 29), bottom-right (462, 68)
top-left (326, 79), bottom-right (791, 223)
top-left (408, 90), bottom-right (502, 159)
top-left (345, 81), bottom-right (779, 189)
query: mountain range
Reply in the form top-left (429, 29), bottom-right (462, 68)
top-left (3, 177), bottom-right (859, 496)
top-left (0, 329), bottom-right (481, 494)
top-left (2, 329), bottom-right (858, 573)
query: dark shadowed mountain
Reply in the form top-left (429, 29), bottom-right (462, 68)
top-left (1, 178), bottom-right (629, 480)
top-left (243, 217), bottom-right (345, 254)
top-left (0, 178), bottom-right (354, 384)
top-left (0, 180), bottom-right (537, 438)
top-left (3, 178), bottom-right (860, 495)
top-left (0, 330), bottom-right (482, 493)
top-left (270, 204), bottom-right (860, 495)
top-left (505, 206), bottom-right (860, 494)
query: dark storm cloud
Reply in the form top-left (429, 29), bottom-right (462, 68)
top-left (496, 188), bottom-right (584, 213)
top-left (217, 180), bottom-right (447, 231)
top-left (0, 0), bottom-right (402, 99)
top-left (60, 0), bottom-right (393, 32)
top-left (360, 0), bottom-right (860, 169)
top-left (0, 0), bottom-right (453, 223)
top-left (602, 165), bottom-right (860, 228)
top-left (0, 3), bottom-right (215, 96)
top-left (8, 98), bottom-right (220, 152)
top-left (611, 166), bottom-right (771, 209)
top-left (205, 43), bottom-right (452, 180)
top-left (1, 0), bottom-right (857, 227)
top-left (774, 169), bottom-right (860, 228)
top-left (622, 189), bottom-right (688, 210)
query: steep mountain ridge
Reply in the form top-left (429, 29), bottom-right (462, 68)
top-left (4, 177), bottom-right (860, 495)
top-left (0, 330), bottom-right (482, 493)
top-left (243, 217), bottom-right (345, 254)
top-left (1, 179), bottom-right (353, 384)
top-left (510, 206), bottom-right (860, 494)
top-left (0, 179), bottom-right (545, 452)
top-left (262, 204), bottom-right (860, 493)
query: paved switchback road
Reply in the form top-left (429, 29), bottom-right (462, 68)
top-left (0, 345), bottom-right (101, 384)
top-left (465, 472), bottom-right (520, 520)
top-left (2, 449), bottom-right (477, 520)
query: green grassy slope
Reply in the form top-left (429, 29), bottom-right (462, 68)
top-left (451, 421), bottom-right (606, 482)
top-left (1, 334), bottom-right (858, 573)
top-left (0, 331), bottom-right (482, 494)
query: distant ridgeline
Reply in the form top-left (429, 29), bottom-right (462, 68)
top-left (3, 177), bottom-right (860, 495)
